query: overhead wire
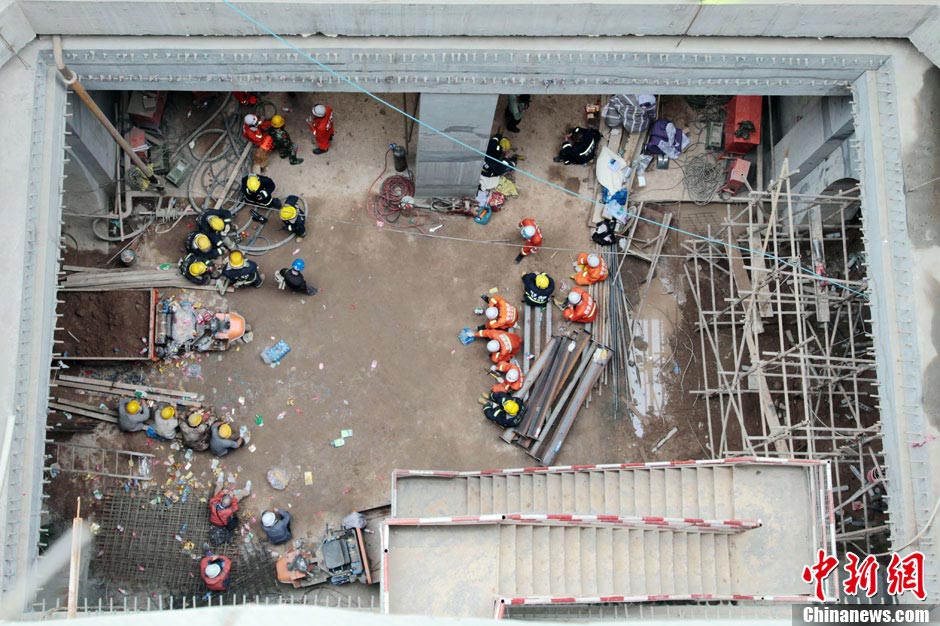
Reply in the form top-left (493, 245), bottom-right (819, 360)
top-left (219, 0), bottom-right (866, 299)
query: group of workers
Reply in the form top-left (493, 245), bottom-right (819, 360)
top-left (241, 102), bottom-right (335, 170)
top-left (117, 396), bottom-right (248, 457)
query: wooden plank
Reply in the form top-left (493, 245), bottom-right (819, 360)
top-left (54, 380), bottom-right (203, 407)
top-left (52, 397), bottom-right (119, 416)
top-left (809, 205), bottom-right (830, 323)
top-left (747, 209), bottom-right (774, 317)
top-left (523, 304), bottom-right (532, 374)
top-left (49, 402), bottom-right (119, 424)
top-left (534, 307), bottom-right (542, 360)
top-left (213, 143), bottom-right (253, 210)
top-left (58, 374), bottom-right (202, 400)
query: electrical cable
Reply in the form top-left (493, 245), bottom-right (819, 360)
top-left (219, 0), bottom-right (867, 300)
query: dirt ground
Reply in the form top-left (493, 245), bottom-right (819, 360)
top-left (56, 291), bottom-right (152, 358)
top-left (51, 91), bottom-right (712, 557)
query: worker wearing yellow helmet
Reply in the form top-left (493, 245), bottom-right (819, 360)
top-left (184, 231), bottom-right (224, 260)
top-left (278, 194), bottom-right (307, 238)
top-left (197, 208), bottom-right (234, 236)
top-left (150, 404), bottom-right (179, 440)
top-left (210, 421), bottom-right (246, 457)
top-left (118, 397), bottom-right (150, 433)
top-left (521, 271), bottom-right (556, 308)
top-left (178, 253), bottom-right (216, 286)
top-left (180, 409), bottom-right (214, 451)
top-left (482, 391), bottom-right (525, 428)
top-left (482, 133), bottom-right (517, 178)
top-left (266, 114), bottom-right (304, 166)
top-left (222, 250), bottom-right (264, 289)
top-left (240, 173), bottom-right (279, 208)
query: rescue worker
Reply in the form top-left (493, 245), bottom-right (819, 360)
top-left (307, 104), bottom-right (335, 154)
top-left (149, 404), bottom-right (179, 441)
top-left (265, 114), bottom-right (304, 165)
top-left (180, 410), bottom-right (213, 451)
top-left (185, 231), bottom-right (224, 260)
top-left (241, 174), bottom-right (280, 209)
top-left (221, 251), bottom-right (264, 289)
top-left (209, 422), bottom-right (245, 457)
top-left (521, 272), bottom-right (555, 308)
top-left (261, 508), bottom-right (293, 545)
top-left (200, 555), bottom-right (232, 592)
top-left (482, 392), bottom-right (524, 428)
top-left (515, 218), bottom-right (542, 264)
top-left (554, 126), bottom-right (601, 165)
top-left (179, 254), bottom-right (215, 286)
top-left (474, 329), bottom-right (522, 364)
top-left (481, 134), bottom-right (516, 178)
top-left (504, 95), bottom-right (531, 133)
top-left (275, 259), bottom-right (318, 295)
top-left (233, 91), bottom-right (260, 106)
top-left (208, 489), bottom-right (240, 529)
top-left (243, 113), bottom-right (274, 170)
top-left (574, 252), bottom-right (609, 286)
top-left (476, 294), bottom-right (518, 331)
top-left (563, 287), bottom-right (598, 323)
top-left (279, 198), bottom-right (307, 238)
top-left (197, 208), bottom-right (234, 238)
top-left (118, 398), bottom-right (150, 433)
top-left (490, 361), bottom-right (524, 394)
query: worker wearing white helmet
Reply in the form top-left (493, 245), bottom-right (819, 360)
top-left (563, 286), bottom-right (598, 323)
top-left (307, 103), bottom-right (335, 154)
top-left (474, 329), bottom-right (523, 363)
top-left (574, 251), bottom-right (609, 286)
top-left (489, 360), bottom-right (524, 394)
top-left (200, 554), bottom-right (232, 592)
top-left (515, 218), bottom-right (542, 263)
top-left (475, 294), bottom-right (518, 331)
top-left (260, 508), bottom-right (293, 545)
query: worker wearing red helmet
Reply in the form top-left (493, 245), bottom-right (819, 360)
top-left (474, 329), bottom-right (522, 363)
top-left (574, 252), bottom-right (609, 286)
top-left (563, 287), bottom-right (598, 323)
top-left (477, 294), bottom-right (518, 331)
top-left (515, 218), bottom-right (542, 264)
top-left (307, 104), bottom-right (335, 154)
top-left (490, 361), bottom-right (524, 394)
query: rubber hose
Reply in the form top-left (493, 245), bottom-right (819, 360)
top-left (170, 93), bottom-right (233, 162)
top-left (91, 215), bottom-right (156, 242)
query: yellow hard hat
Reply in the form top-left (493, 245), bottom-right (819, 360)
top-left (504, 399), bottom-right (520, 416)
top-left (194, 234), bottom-right (211, 252)
top-left (246, 176), bottom-right (261, 192)
top-left (187, 412), bottom-right (203, 427)
top-left (218, 423), bottom-right (233, 439)
top-left (189, 261), bottom-right (207, 276)
top-left (229, 251), bottom-right (244, 268)
top-left (271, 114), bottom-right (285, 128)
top-left (126, 400), bottom-right (141, 414)
top-left (208, 216), bottom-right (225, 232)
top-left (499, 138), bottom-right (511, 151)
top-left (535, 273), bottom-right (550, 289)
top-left (280, 205), bottom-right (297, 221)
top-left (160, 406), bottom-right (176, 420)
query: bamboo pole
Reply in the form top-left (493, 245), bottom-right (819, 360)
top-left (67, 498), bottom-right (82, 618)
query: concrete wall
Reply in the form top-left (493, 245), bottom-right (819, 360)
top-left (65, 90), bottom-right (115, 187)
top-left (773, 96), bottom-right (855, 187)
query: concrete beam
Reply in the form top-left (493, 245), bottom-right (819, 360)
top-left (0, 0), bottom-right (36, 69)
top-left (773, 96), bottom-right (854, 186)
top-left (65, 90), bottom-right (115, 188)
top-left (908, 8), bottom-right (940, 69)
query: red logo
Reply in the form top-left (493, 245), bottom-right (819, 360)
top-left (802, 550), bottom-right (927, 601)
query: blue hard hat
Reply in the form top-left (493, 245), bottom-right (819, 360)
top-left (291, 259), bottom-right (305, 272)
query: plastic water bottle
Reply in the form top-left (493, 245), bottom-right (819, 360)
top-left (261, 340), bottom-right (291, 364)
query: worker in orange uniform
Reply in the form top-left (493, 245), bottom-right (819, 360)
top-left (563, 287), bottom-right (598, 323)
top-left (574, 252), bottom-right (609, 286)
top-left (243, 114), bottom-right (274, 170)
top-left (490, 361), bottom-right (524, 394)
top-left (200, 554), bottom-right (232, 592)
top-left (515, 218), bottom-right (542, 264)
top-left (307, 104), bottom-right (335, 154)
top-left (476, 294), bottom-right (518, 331)
top-left (474, 329), bottom-right (522, 363)
top-left (208, 490), bottom-right (240, 530)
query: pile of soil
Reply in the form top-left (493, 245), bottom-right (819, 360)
top-left (56, 291), bottom-right (151, 358)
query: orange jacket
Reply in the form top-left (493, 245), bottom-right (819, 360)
top-left (308, 107), bottom-right (335, 150)
top-left (243, 121), bottom-right (273, 151)
top-left (200, 556), bottom-right (232, 591)
top-left (491, 361), bottom-right (524, 394)
top-left (475, 329), bottom-right (522, 363)
top-left (486, 295), bottom-right (518, 330)
top-left (574, 252), bottom-right (609, 286)
top-left (564, 287), bottom-right (598, 323)
top-left (519, 218), bottom-right (543, 255)
top-left (208, 491), bottom-right (239, 527)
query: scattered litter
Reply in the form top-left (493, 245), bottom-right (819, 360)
top-left (341, 429), bottom-right (354, 438)
top-left (304, 471), bottom-right (314, 485)
top-left (276, 411), bottom-right (286, 420)
top-left (262, 340), bottom-right (291, 364)
top-left (248, 444), bottom-right (257, 453)
top-left (267, 467), bottom-right (290, 490)
top-left (255, 415), bottom-right (264, 427)
top-left (292, 248), bottom-right (300, 255)
top-left (238, 397), bottom-right (245, 406)
top-left (370, 360), bottom-right (378, 372)
top-left (451, 349), bottom-right (456, 354)
top-left (429, 224), bottom-right (443, 233)
top-left (319, 363), bottom-right (324, 370)
top-left (342, 487), bottom-right (352, 495)
top-left (330, 438), bottom-right (346, 448)
top-left (376, 220), bottom-right (384, 228)
top-left (651, 427), bottom-right (678, 453)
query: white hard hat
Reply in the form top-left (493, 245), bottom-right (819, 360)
top-left (587, 254), bottom-right (601, 268)
top-left (568, 291), bottom-right (582, 305)
top-left (521, 225), bottom-right (536, 239)
top-left (506, 369), bottom-right (520, 383)
top-left (485, 307), bottom-right (499, 320)
top-left (261, 511), bottom-right (276, 527)
top-left (244, 114), bottom-right (259, 126)
top-left (205, 563), bottom-right (221, 578)
top-left (486, 340), bottom-right (500, 353)
top-left (313, 104), bottom-right (327, 118)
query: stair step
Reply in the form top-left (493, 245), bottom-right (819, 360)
top-left (664, 469), bottom-right (682, 518)
top-left (480, 475), bottom-right (493, 514)
top-left (580, 527), bottom-right (598, 596)
top-left (686, 532), bottom-right (702, 594)
top-left (619, 471), bottom-right (636, 517)
top-left (590, 471), bottom-right (606, 513)
top-left (492, 475), bottom-right (508, 513)
top-left (649, 469), bottom-right (665, 516)
top-left (498, 524), bottom-right (517, 594)
top-left (506, 474), bottom-right (521, 512)
top-left (611, 528), bottom-right (629, 593)
top-left (574, 472), bottom-right (591, 512)
top-left (532, 526), bottom-right (551, 595)
top-left (629, 529), bottom-right (646, 596)
top-left (547, 473), bottom-right (562, 511)
top-left (634, 471), bottom-right (651, 514)
top-left (533, 473), bottom-right (549, 512)
top-left (563, 526), bottom-right (582, 595)
top-left (561, 472), bottom-right (575, 510)
top-left (596, 527), bottom-right (614, 595)
top-left (680, 468), bottom-right (699, 518)
top-left (713, 466), bottom-right (734, 518)
top-left (549, 526), bottom-right (566, 594)
top-left (715, 533), bottom-right (732, 594)
top-left (515, 525), bottom-right (534, 595)
top-left (698, 468), bottom-right (716, 519)
top-left (659, 531), bottom-right (675, 595)
top-left (673, 532), bottom-right (690, 595)
top-left (604, 471), bottom-right (620, 515)
top-left (699, 532), bottom-right (718, 595)
top-left (466, 476), bottom-right (481, 515)
top-left (520, 473), bottom-right (534, 511)
top-left (644, 530), bottom-right (661, 595)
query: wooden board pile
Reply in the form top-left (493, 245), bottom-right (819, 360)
top-left (59, 265), bottom-right (213, 291)
top-left (500, 330), bottom-right (611, 466)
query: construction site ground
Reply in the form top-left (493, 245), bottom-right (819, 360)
top-left (48, 92), bottom-right (716, 594)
